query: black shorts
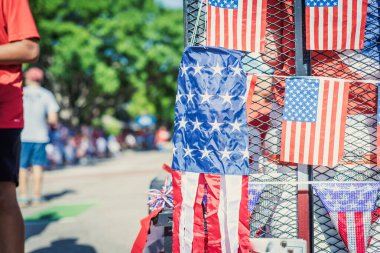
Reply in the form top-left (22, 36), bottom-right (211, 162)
top-left (0, 129), bottom-right (21, 186)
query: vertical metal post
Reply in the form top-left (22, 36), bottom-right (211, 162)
top-left (294, 0), bottom-right (311, 77)
top-left (294, 0), bottom-right (313, 252)
top-left (183, 0), bottom-right (189, 47)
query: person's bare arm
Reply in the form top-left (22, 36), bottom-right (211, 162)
top-left (47, 112), bottom-right (58, 129)
top-left (0, 39), bottom-right (39, 65)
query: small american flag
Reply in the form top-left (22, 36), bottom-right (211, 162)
top-left (206, 0), bottom-right (268, 52)
top-left (314, 183), bottom-right (380, 253)
top-left (305, 0), bottom-right (368, 50)
top-left (280, 77), bottom-right (350, 167)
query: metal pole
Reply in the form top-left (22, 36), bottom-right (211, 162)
top-left (294, 0), bottom-right (313, 252)
top-left (183, 0), bottom-right (189, 47)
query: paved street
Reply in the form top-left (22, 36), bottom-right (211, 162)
top-left (22, 150), bottom-right (172, 253)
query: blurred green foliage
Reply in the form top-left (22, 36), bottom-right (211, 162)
top-left (30, 0), bottom-right (183, 126)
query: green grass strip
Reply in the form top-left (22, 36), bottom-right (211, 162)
top-left (25, 203), bottom-right (94, 222)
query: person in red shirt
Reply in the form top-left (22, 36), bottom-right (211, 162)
top-left (0, 0), bottom-right (40, 252)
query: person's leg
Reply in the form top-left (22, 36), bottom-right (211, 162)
top-left (18, 169), bottom-right (29, 207)
top-left (32, 165), bottom-right (44, 201)
top-left (18, 142), bottom-right (32, 207)
top-left (31, 143), bottom-right (48, 205)
top-left (0, 182), bottom-right (25, 253)
top-left (0, 129), bottom-right (24, 253)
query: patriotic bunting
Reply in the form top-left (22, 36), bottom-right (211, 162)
top-left (280, 77), bottom-right (350, 167)
top-left (314, 183), bottom-right (380, 253)
top-left (248, 183), bottom-right (266, 213)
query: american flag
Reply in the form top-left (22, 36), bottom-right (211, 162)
top-left (172, 47), bottom-right (251, 253)
top-left (314, 183), bottom-right (380, 253)
top-left (305, 0), bottom-right (368, 50)
top-left (206, 0), bottom-right (268, 52)
top-left (280, 77), bottom-right (350, 167)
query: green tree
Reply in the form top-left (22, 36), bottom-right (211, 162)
top-left (30, 0), bottom-right (183, 126)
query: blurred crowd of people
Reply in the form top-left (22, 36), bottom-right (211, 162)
top-left (46, 125), bottom-right (171, 168)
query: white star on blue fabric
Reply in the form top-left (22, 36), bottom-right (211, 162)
top-left (178, 117), bottom-right (187, 129)
top-left (191, 118), bottom-right (203, 131)
top-left (187, 90), bottom-right (195, 103)
top-left (284, 78), bottom-right (319, 123)
top-left (210, 118), bottom-right (223, 132)
top-left (229, 119), bottom-right (243, 132)
top-left (220, 92), bottom-right (233, 105)
top-left (231, 65), bottom-right (243, 76)
top-left (200, 91), bottom-right (213, 104)
top-left (183, 145), bottom-right (195, 159)
top-left (200, 146), bottom-right (212, 159)
top-left (176, 93), bottom-right (183, 103)
top-left (180, 64), bottom-right (189, 76)
top-left (211, 63), bottom-right (225, 76)
top-left (240, 149), bottom-right (249, 159)
top-left (193, 62), bottom-right (204, 75)
top-left (220, 148), bottom-right (231, 160)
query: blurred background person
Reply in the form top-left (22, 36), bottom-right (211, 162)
top-left (155, 126), bottom-right (170, 151)
top-left (18, 67), bottom-right (59, 207)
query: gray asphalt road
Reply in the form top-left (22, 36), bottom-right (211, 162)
top-left (22, 150), bottom-right (172, 253)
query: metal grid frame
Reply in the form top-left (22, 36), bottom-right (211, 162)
top-left (311, 1), bottom-right (380, 252)
top-left (183, 0), bottom-right (380, 252)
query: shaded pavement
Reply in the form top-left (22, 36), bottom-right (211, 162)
top-left (22, 150), bottom-right (172, 253)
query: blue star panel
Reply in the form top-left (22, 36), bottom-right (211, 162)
top-left (314, 183), bottom-right (380, 212)
top-left (208, 0), bottom-right (238, 9)
top-left (283, 78), bottom-right (320, 123)
top-left (172, 47), bottom-right (249, 175)
top-left (305, 0), bottom-right (338, 7)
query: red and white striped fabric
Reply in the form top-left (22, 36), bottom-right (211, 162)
top-left (206, 0), bottom-right (268, 52)
top-left (280, 77), bottom-right (350, 167)
top-left (377, 85), bottom-right (380, 168)
top-left (305, 0), bottom-right (368, 50)
top-left (171, 170), bottom-right (250, 253)
top-left (329, 212), bottom-right (372, 253)
top-left (314, 183), bottom-right (380, 253)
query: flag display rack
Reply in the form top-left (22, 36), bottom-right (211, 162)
top-left (181, 0), bottom-right (380, 253)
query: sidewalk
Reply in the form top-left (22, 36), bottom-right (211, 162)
top-left (22, 150), bottom-right (172, 253)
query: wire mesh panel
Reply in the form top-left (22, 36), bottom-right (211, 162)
top-left (244, 2), bottom-right (298, 238)
top-left (184, 0), bottom-right (380, 251)
top-left (311, 1), bottom-right (380, 252)
top-left (184, 0), bottom-right (300, 241)
top-left (184, 0), bottom-right (207, 46)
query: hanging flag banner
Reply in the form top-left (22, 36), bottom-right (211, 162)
top-left (280, 77), bottom-right (350, 167)
top-left (305, 0), bottom-right (368, 50)
top-left (171, 170), bottom-right (251, 253)
top-left (172, 47), bottom-right (252, 253)
top-left (206, 0), bottom-right (268, 52)
top-left (313, 183), bottom-right (380, 253)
